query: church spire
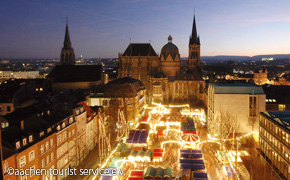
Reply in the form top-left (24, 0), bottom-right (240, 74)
top-left (189, 14), bottom-right (200, 45)
top-left (63, 19), bottom-right (72, 50)
top-left (60, 19), bottom-right (75, 65)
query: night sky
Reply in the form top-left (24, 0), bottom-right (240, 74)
top-left (1, 0), bottom-right (290, 59)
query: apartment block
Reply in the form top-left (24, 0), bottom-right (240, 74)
top-left (259, 111), bottom-right (290, 179)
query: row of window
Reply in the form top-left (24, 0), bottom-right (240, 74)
top-left (41, 151), bottom-right (54, 168)
top-left (40, 138), bottom-right (54, 155)
top-left (16, 135), bottom-right (33, 149)
top-left (260, 127), bottom-right (290, 164)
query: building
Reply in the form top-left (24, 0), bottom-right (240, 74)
top-left (60, 21), bottom-right (75, 65)
top-left (87, 77), bottom-right (146, 127)
top-left (262, 85), bottom-right (290, 111)
top-left (118, 14), bottom-right (205, 106)
top-left (259, 111), bottom-right (290, 179)
top-left (207, 83), bottom-right (266, 136)
top-left (0, 79), bottom-right (46, 115)
top-left (118, 43), bottom-right (159, 91)
top-left (254, 69), bottom-right (268, 85)
top-left (1, 89), bottom-right (110, 179)
top-left (46, 22), bottom-right (103, 93)
top-left (0, 71), bottom-right (39, 80)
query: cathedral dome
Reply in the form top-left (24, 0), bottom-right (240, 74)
top-left (160, 35), bottom-right (180, 61)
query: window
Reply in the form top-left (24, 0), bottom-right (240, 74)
top-left (51, 151), bottom-right (54, 160)
top-left (72, 129), bottom-right (75, 135)
top-left (29, 135), bottom-right (33, 142)
top-left (57, 125), bottom-right (60, 131)
top-left (16, 141), bottom-right (20, 149)
top-left (63, 131), bottom-right (67, 142)
top-left (40, 144), bottom-right (44, 154)
top-left (21, 175), bottom-right (27, 180)
top-left (47, 127), bottom-right (51, 133)
top-left (7, 106), bottom-right (11, 112)
top-left (279, 104), bottom-right (286, 111)
top-left (69, 117), bottom-right (73, 124)
top-left (68, 131), bottom-right (71, 138)
top-left (57, 135), bottom-right (62, 145)
top-left (62, 122), bottom-right (65, 129)
top-left (19, 156), bottom-right (26, 168)
top-left (30, 166), bottom-right (35, 177)
top-left (40, 131), bottom-right (44, 137)
top-left (3, 161), bottom-right (8, 174)
top-left (249, 96), bottom-right (257, 116)
top-left (29, 151), bottom-right (35, 162)
top-left (22, 138), bottom-right (27, 146)
top-left (50, 138), bottom-right (53, 148)
top-left (46, 155), bottom-right (49, 165)
top-left (46, 141), bottom-right (49, 151)
top-left (42, 159), bottom-right (45, 168)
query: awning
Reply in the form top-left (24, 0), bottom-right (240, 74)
top-left (180, 163), bottom-right (205, 170)
top-left (193, 171), bottom-right (208, 178)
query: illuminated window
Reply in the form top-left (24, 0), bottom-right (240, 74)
top-left (47, 127), bottom-right (51, 133)
top-left (50, 138), bottom-right (53, 148)
top-left (29, 151), bottom-right (35, 162)
top-left (22, 138), bottom-right (27, 146)
top-left (46, 141), bottom-right (49, 151)
top-left (40, 131), bottom-right (44, 137)
top-left (40, 144), bottom-right (44, 154)
top-left (57, 135), bottom-right (62, 145)
top-left (279, 104), bottom-right (285, 111)
top-left (19, 156), bottom-right (26, 168)
top-left (46, 155), bottom-right (49, 165)
top-left (16, 141), bottom-right (20, 149)
top-left (29, 135), bottom-right (33, 142)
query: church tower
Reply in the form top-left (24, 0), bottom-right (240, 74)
top-left (188, 14), bottom-right (201, 73)
top-left (60, 20), bottom-right (75, 65)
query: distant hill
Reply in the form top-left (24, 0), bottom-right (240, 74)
top-left (181, 54), bottom-right (290, 62)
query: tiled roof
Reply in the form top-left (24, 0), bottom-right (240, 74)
top-left (262, 111), bottom-right (290, 131)
top-left (47, 65), bottom-right (102, 83)
top-left (211, 83), bottom-right (264, 94)
top-left (122, 43), bottom-right (158, 56)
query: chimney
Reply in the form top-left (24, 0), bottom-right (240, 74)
top-left (21, 120), bottom-right (24, 130)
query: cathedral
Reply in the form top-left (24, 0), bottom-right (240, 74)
top-left (118, 14), bottom-right (205, 106)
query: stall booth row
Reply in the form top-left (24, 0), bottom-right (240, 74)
top-left (180, 149), bottom-right (208, 180)
top-left (126, 130), bottom-right (149, 147)
top-left (144, 166), bottom-right (173, 179)
top-left (181, 117), bottom-right (197, 134)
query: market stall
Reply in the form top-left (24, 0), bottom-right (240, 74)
top-left (126, 130), bottom-right (149, 147)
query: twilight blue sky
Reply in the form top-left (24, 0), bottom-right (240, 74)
top-left (1, 0), bottom-right (290, 59)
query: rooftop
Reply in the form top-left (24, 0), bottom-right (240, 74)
top-left (122, 43), bottom-right (158, 56)
top-left (47, 65), bottom-right (102, 83)
top-left (262, 111), bottom-right (290, 131)
top-left (211, 83), bottom-right (265, 94)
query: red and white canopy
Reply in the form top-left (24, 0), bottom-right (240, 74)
top-left (181, 133), bottom-right (199, 142)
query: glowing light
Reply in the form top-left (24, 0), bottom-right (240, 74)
top-left (114, 159), bottom-right (137, 168)
top-left (161, 140), bottom-right (183, 148)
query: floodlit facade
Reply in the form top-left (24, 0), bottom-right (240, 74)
top-left (118, 15), bottom-right (205, 106)
top-left (259, 111), bottom-right (290, 179)
top-left (207, 83), bottom-right (266, 136)
top-left (0, 70), bottom-right (39, 79)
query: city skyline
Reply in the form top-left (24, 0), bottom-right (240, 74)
top-left (1, 0), bottom-right (290, 59)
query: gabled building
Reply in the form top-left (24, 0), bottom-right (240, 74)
top-left (46, 22), bottom-right (103, 93)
